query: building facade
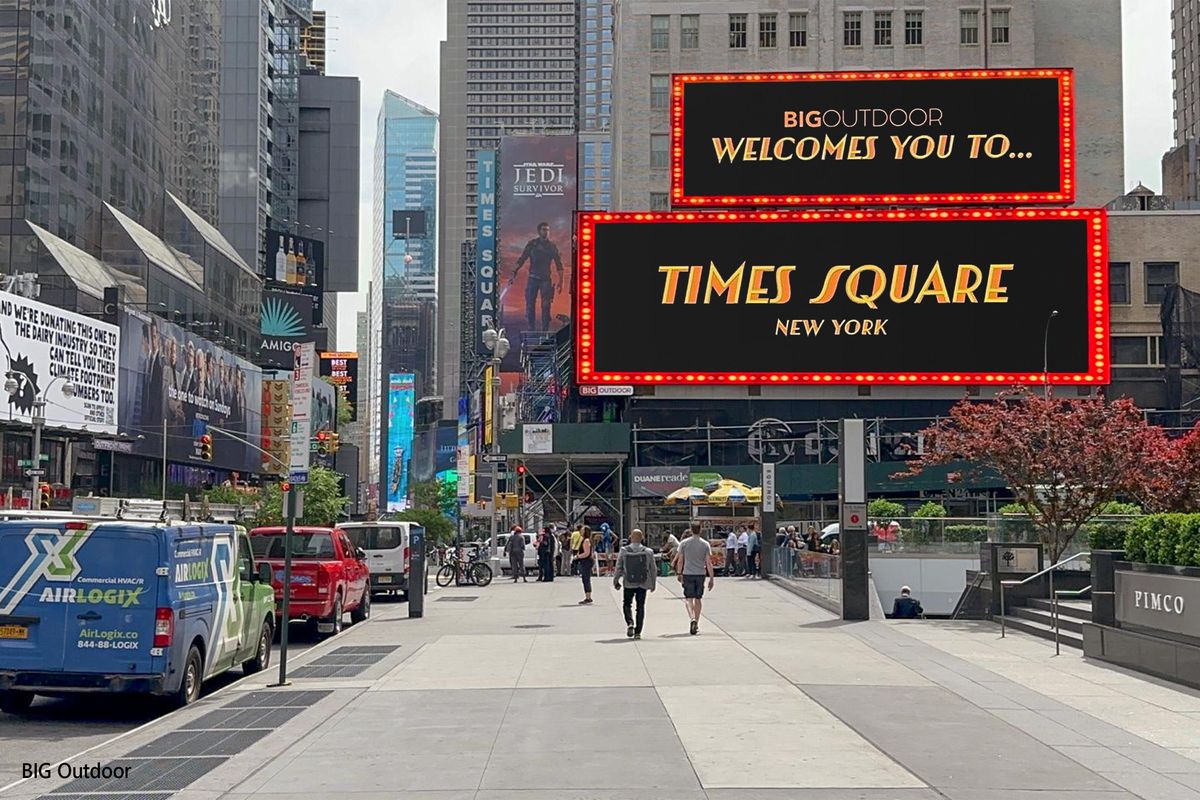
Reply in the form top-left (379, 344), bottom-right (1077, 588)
top-left (1165, 0), bottom-right (1200, 202)
top-left (612, 0), bottom-right (1123, 211)
top-left (438, 0), bottom-right (578, 417)
top-left (579, 0), bottom-right (615, 210)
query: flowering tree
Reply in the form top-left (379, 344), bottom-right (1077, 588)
top-left (898, 388), bottom-right (1162, 561)
top-left (1142, 423), bottom-right (1200, 512)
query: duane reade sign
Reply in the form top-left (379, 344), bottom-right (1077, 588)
top-left (1115, 570), bottom-right (1200, 639)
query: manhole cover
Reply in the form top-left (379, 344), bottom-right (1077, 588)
top-left (512, 624), bottom-right (551, 629)
top-left (437, 596), bottom-right (479, 602)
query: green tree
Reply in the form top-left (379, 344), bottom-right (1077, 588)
top-left (868, 499), bottom-right (905, 518)
top-left (320, 376), bottom-right (354, 427)
top-left (412, 477), bottom-right (457, 517)
top-left (911, 501), bottom-right (949, 544)
top-left (252, 466), bottom-right (349, 527)
top-left (396, 507), bottom-right (454, 544)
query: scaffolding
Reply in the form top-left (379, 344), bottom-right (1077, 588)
top-left (518, 326), bottom-right (573, 423)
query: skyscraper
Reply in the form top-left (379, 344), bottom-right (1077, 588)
top-left (578, 0), bottom-right (615, 211)
top-left (438, 1), bottom-right (578, 415)
top-left (1166, 0), bottom-right (1200, 202)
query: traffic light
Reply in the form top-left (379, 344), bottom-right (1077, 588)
top-left (329, 432), bottom-right (340, 454)
top-left (316, 430), bottom-right (330, 455)
top-left (198, 434), bottom-right (213, 462)
top-left (515, 463), bottom-right (527, 477)
top-left (38, 482), bottom-right (51, 510)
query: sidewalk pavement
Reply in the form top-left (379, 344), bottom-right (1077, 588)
top-left (8, 571), bottom-right (1200, 800)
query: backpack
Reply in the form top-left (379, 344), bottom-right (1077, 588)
top-left (623, 547), bottom-right (650, 585)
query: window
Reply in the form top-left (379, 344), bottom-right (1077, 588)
top-left (651, 15), bottom-right (669, 51)
top-left (905, 10), bottom-right (923, 45)
top-left (650, 134), bottom-right (669, 168)
top-left (874, 12), bottom-right (892, 47)
top-left (1109, 262), bottom-right (1130, 304)
top-left (991, 8), bottom-right (1011, 44)
top-left (789, 12), bottom-right (808, 47)
top-left (760, 13), bottom-right (777, 48)
top-left (650, 192), bottom-right (670, 211)
top-left (960, 9), bottom-right (979, 44)
top-left (844, 11), bottom-right (862, 47)
top-left (1112, 336), bottom-right (1149, 366)
top-left (650, 74), bottom-right (669, 110)
top-left (681, 14), bottom-right (699, 49)
top-left (1145, 262), bottom-right (1179, 304)
top-left (729, 13), bottom-right (747, 48)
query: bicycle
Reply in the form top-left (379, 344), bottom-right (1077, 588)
top-left (436, 549), bottom-right (493, 587)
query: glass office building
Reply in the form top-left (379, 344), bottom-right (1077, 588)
top-left (579, 0), bottom-right (614, 210)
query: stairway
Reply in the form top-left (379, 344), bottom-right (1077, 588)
top-left (1004, 598), bottom-right (1091, 649)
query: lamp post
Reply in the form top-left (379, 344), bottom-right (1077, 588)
top-left (482, 325), bottom-right (509, 565)
top-left (1043, 309), bottom-right (1059, 396)
top-left (5, 373), bottom-right (76, 506)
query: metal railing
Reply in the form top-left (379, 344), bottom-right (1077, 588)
top-left (999, 551), bottom-right (1090, 642)
top-left (1052, 585), bottom-right (1092, 655)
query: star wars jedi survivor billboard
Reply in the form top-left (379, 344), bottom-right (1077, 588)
top-left (576, 209), bottom-right (1107, 385)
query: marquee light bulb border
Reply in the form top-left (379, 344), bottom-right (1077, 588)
top-left (575, 207), bottom-right (1108, 386)
top-left (670, 68), bottom-right (1075, 208)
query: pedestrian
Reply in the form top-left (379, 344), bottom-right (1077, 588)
top-left (746, 523), bottom-right (759, 578)
top-left (570, 525), bottom-right (583, 575)
top-left (776, 526), bottom-right (787, 548)
top-left (507, 525), bottom-right (527, 582)
top-left (737, 525), bottom-right (749, 576)
top-left (662, 529), bottom-right (681, 568)
top-left (673, 523), bottom-right (714, 636)
top-left (725, 527), bottom-right (738, 577)
top-left (600, 522), bottom-right (614, 554)
top-left (559, 531), bottom-right (572, 576)
top-left (573, 524), bottom-right (595, 604)
top-left (537, 526), bottom-right (555, 581)
top-left (891, 586), bottom-right (924, 619)
top-left (806, 525), bottom-right (820, 553)
top-left (613, 528), bottom-right (656, 639)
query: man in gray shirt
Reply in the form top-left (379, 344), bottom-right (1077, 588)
top-left (673, 524), bottom-right (714, 636)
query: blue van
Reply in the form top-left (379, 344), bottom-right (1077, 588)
top-left (0, 519), bottom-right (276, 713)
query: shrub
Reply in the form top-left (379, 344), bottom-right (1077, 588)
top-left (997, 502), bottom-right (1037, 543)
top-left (1085, 500), bottom-right (1142, 552)
top-left (945, 524), bottom-right (989, 543)
top-left (913, 501), bottom-right (948, 518)
top-left (868, 499), bottom-right (905, 519)
top-left (1123, 513), bottom-right (1200, 567)
top-left (909, 501), bottom-right (949, 544)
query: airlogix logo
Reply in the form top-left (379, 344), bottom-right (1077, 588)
top-left (38, 586), bottom-right (145, 608)
top-left (0, 527), bottom-right (92, 615)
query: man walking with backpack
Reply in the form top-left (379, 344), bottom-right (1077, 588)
top-left (613, 529), bottom-right (656, 639)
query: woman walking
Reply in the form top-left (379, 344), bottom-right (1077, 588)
top-left (573, 524), bottom-right (595, 604)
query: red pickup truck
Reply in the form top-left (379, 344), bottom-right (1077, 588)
top-left (249, 526), bottom-right (371, 636)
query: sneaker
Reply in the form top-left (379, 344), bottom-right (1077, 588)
top-left (579, 598), bottom-right (592, 605)
top-left (633, 632), bottom-right (641, 640)
top-left (627, 624), bottom-right (635, 638)
top-left (689, 619), bottom-right (698, 636)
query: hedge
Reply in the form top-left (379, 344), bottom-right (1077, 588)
top-left (1123, 514), bottom-right (1200, 567)
top-left (945, 524), bottom-right (989, 543)
top-left (868, 499), bottom-right (905, 519)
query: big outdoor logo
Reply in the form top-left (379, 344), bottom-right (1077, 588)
top-left (0, 527), bottom-right (93, 615)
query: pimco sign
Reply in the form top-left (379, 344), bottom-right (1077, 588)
top-left (1115, 570), bottom-right (1200, 638)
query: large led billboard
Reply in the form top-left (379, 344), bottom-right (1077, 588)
top-left (671, 69), bottom-right (1074, 207)
top-left (319, 351), bottom-right (358, 422)
top-left (577, 209), bottom-right (1107, 385)
top-left (385, 372), bottom-right (415, 512)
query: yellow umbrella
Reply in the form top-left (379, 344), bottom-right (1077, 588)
top-left (703, 478), bottom-right (754, 494)
top-left (664, 486), bottom-right (708, 505)
top-left (706, 484), bottom-right (752, 506)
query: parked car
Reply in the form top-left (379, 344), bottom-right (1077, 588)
top-left (337, 521), bottom-right (418, 598)
top-left (495, 532), bottom-right (538, 573)
top-left (0, 520), bottom-right (276, 712)
top-left (249, 526), bottom-right (370, 637)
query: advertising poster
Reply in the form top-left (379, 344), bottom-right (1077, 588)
top-left (456, 396), bottom-right (470, 502)
top-left (475, 150), bottom-right (498, 355)
top-left (672, 69), bottom-right (1074, 207)
top-left (310, 377), bottom-right (336, 469)
top-left (289, 342), bottom-right (314, 483)
top-left (578, 209), bottom-right (1107, 384)
top-left (0, 290), bottom-right (119, 434)
top-left (496, 134), bottom-right (577, 373)
top-left (260, 290), bottom-right (323, 370)
top-left (117, 310), bottom-right (263, 472)
top-left (264, 229), bottom-right (326, 324)
top-left (385, 372), bottom-right (415, 512)
top-left (318, 351), bottom-right (358, 422)
top-left (260, 379), bottom-right (290, 475)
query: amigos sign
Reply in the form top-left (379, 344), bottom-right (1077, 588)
top-left (672, 69), bottom-right (1074, 207)
top-left (577, 209), bottom-right (1107, 385)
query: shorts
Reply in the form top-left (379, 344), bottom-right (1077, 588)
top-left (682, 575), bottom-right (706, 599)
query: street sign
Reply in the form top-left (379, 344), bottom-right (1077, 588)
top-left (289, 470), bottom-right (309, 485)
top-left (761, 462), bottom-right (776, 513)
top-left (482, 454), bottom-right (508, 464)
top-left (17, 456), bottom-right (48, 466)
top-left (844, 502), bottom-right (867, 531)
top-left (24, 468), bottom-right (45, 477)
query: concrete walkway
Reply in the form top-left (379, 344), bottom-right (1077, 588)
top-left (8, 572), bottom-right (1200, 800)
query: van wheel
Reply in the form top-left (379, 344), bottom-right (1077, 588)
top-left (242, 621), bottom-right (272, 674)
top-left (323, 595), bottom-right (343, 638)
top-left (351, 587), bottom-right (370, 624)
top-left (173, 647), bottom-right (203, 707)
top-left (0, 690), bottom-right (34, 714)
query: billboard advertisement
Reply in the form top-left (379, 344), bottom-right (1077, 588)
top-left (117, 310), bottom-right (263, 472)
top-left (385, 372), bottom-right (415, 512)
top-left (672, 69), bottom-right (1074, 207)
top-left (319, 351), bottom-right (358, 422)
top-left (475, 150), bottom-right (498, 355)
top-left (0, 290), bottom-right (119, 434)
top-left (260, 379), bottom-right (290, 475)
top-left (457, 396), bottom-right (469, 502)
top-left (577, 209), bottom-right (1107, 385)
top-left (260, 289), bottom-right (325, 370)
top-left (264, 229), bottom-right (326, 323)
top-left (496, 134), bottom-right (577, 371)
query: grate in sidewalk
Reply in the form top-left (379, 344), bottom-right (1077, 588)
top-left (224, 689), bottom-right (333, 708)
top-left (124, 729), bottom-right (270, 758)
top-left (53, 757), bottom-right (225, 793)
top-left (513, 624), bottom-right (552, 629)
top-left (37, 794), bottom-right (174, 800)
top-left (436, 595), bottom-right (479, 602)
top-left (180, 706), bottom-right (307, 730)
top-left (288, 644), bottom-right (400, 679)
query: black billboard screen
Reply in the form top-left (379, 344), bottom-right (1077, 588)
top-left (319, 351), bottom-right (359, 423)
top-left (265, 229), bottom-right (326, 324)
top-left (672, 69), bottom-right (1074, 207)
top-left (577, 209), bottom-right (1107, 385)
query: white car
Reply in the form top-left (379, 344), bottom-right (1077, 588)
top-left (496, 532), bottom-right (539, 572)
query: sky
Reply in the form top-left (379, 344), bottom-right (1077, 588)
top-left (326, 0), bottom-right (1173, 350)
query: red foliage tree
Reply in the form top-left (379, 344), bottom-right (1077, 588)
top-left (899, 388), bottom-right (1162, 561)
top-left (1142, 423), bottom-right (1200, 512)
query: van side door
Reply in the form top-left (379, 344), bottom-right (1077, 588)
top-left (235, 532), bottom-right (258, 663)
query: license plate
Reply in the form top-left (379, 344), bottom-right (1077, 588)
top-left (0, 625), bottom-right (28, 640)
top-left (377, 575), bottom-right (392, 584)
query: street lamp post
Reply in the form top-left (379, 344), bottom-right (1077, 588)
top-left (5, 374), bottom-right (76, 506)
top-left (1043, 309), bottom-right (1059, 396)
top-left (482, 325), bottom-right (509, 566)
